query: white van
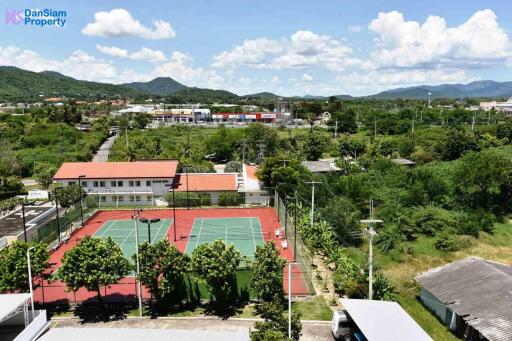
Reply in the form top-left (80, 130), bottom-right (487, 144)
top-left (331, 310), bottom-right (366, 341)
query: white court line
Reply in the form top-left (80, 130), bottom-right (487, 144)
top-left (151, 219), bottom-right (166, 244)
top-left (195, 218), bottom-right (204, 248)
top-left (250, 217), bottom-right (256, 251)
top-left (118, 227), bottom-right (135, 252)
top-left (96, 221), bottom-right (115, 238)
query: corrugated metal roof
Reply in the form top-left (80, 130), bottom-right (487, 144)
top-left (38, 328), bottom-right (250, 341)
top-left (340, 299), bottom-right (432, 341)
top-left (0, 293), bottom-right (31, 323)
top-left (302, 161), bottom-right (341, 173)
top-left (416, 257), bottom-right (512, 341)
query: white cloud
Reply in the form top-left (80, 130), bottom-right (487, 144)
top-left (271, 76), bottom-right (281, 84)
top-left (301, 73), bottom-right (313, 81)
top-left (212, 38), bottom-right (283, 68)
top-left (95, 44), bottom-right (128, 58)
top-left (82, 9), bottom-right (175, 40)
top-left (212, 30), bottom-right (361, 71)
top-left (348, 25), bottom-right (362, 33)
top-left (368, 9), bottom-right (512, 68)
top-left (96, 45), bottom-right (167, 62)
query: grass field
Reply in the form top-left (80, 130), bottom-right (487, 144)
top-left (373, 222), bottom-right (512, 341)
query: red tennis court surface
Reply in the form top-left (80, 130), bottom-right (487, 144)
top-left (34, 207), bottom-right (310, 304)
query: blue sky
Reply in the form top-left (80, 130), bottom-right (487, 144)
top-left (1, 0), bottom-right (512, 96)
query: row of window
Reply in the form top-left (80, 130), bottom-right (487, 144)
top-left (69, 180), bottom-right (169, 188)
top-left (100, 195), bottom-right (153, 202)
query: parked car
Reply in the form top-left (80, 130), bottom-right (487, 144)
top-left (331, 310), bottom-right (366, 341)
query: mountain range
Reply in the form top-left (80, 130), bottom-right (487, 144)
top-left (2, 66), bottom-right (512, 102)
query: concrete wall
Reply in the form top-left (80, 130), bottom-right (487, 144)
top-left (420, 287), bottom-right (454, 327)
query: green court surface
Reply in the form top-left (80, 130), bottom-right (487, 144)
top-left (185, 217), bottom-right (267, 257)
top-left (93, 219), bottom-right (172, 259)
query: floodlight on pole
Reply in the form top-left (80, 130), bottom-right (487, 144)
top-left (27, 246), bottom-right (35, 319)
top-left (288, 261), bottom-right (299, 339)
top-left (428, 92), bottom-right (432, 108)
top-left (139, 217), bottom-right (161, 244)
top-left (78, 175), bottom-right (86, 227)
top-left (360, 199), bottom-right (383, 301)
top-left (132, 209), bottom-right (143, 317)
top-left (165, 182), bottom-right (180, 242)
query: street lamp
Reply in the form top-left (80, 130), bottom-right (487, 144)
top-left (78, 175), bottom-right (86, 227)
top-left (27, 246), bottom-right (35, 319)
top-left (132, 210), bottom-right (143, 317)
top-left (165, 182), bottom-right (181, 242)
top-left (139, 217), bottom-right (161, 244)
top-left (53, 187), bottom-right (63, 243)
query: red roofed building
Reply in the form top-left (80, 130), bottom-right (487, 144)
top-left (53, 160), bottom-right (179, 206)
top-left (174, 173), bottom-right (239, 205)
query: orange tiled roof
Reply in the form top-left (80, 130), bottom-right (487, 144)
top-left (174, 173), bottom-right (237, 192)
top-left (54, 161), bottom-right (179, 179)
top-left (245, 165), bottom-right (259, 180)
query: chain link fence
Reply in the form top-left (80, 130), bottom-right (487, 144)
top-left (275, 193), bottom-right (315, 295)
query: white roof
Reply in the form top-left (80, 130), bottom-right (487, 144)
top-left (38, 328), bottom-right (249, 341)
top-left (340, 299), bottom-right (432, 341)
top-left (0, 293), bottom-right (31, 323)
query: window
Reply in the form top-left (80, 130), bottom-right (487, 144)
top-left (147, 195), bottom-right (153, 202)
top-left (135, 181), bottom-right (141, 187)
top-left (146, 180), bottom-right (151, 187)
top-left (100, 196), bottom-right (107, 203)
top-left (99, 181), bottom-right (106, 187)
top-left (129, 181), bottom-right (134, 187)
top-left (135, 195), bottom-right (141, 202)
top-left (81, 181), bottom-right (87, 187)
top-left (129, 195), bottom-right (134, 202)
top-left (111, 181), bottom-right (116, 187)
top-left (93, 181), bottom-right (98, 187)
top-left (117, 181), bottom-right (123, 187)
top-left (118, 196), bottom-right (124, 202)
top-left (68, 181), bottom-right (76, 186)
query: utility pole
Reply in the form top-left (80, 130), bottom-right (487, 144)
top-left (373, 118), bottom-right (377, 139)
top-left (281, 160), bottom-right (290, 168)
top-left (471, 112), bottom-right (476, 131)
top-left (411, 113), bottom-right (415, 133)
top-left (360, 199), bottom-right (383, 300)
top-left (305, 181), bottom-right (321, 227)
top-left (334, 120), bottom-right (338, 138)
top-left (242, 139), bottom-right (247, 165)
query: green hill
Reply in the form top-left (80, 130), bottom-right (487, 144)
top-left (0, 66), bottom-right (146, 102)
top-left (122, 77), bottom-right (187, 96)
top-left (167, 87), bottom-right (239, 103)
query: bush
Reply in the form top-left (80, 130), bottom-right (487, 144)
top-left (224, 161), bottom-right (242, 173)
top-left (434, 233), bottom-right (459, 252)
top-left (218, 192), bottom-right (241, 206)
top-left (165, 191), bottom-right (209, 207)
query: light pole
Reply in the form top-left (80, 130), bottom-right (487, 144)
top-left (132, 210), bottom-right (143, 317)
top-left (360, 199), bottom-right (383, 300)
top-left (27, 246), bottom-right (35, 319)
top-left (139, 217), bottom-right (160, 244)
top-left (21, 202), bottom-right (28, 243)
top-left (305, 181), bottom-right (321, 228)
top-left (53, 187), bottom-right (62, 243)
top-left (165, 182), bottom-right (181, 241)
top-left (288, 261), bottom-right (299, 339)
top-left (78, 175), bottom-right (86, 227)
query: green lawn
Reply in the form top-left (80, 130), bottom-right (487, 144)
top-left (291, 296), bottom-right (333, 321)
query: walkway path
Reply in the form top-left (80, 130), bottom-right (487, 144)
top-left (92, 134), bottom-right (118, 162)
top-left (49, 317), bottom-right (332, 341)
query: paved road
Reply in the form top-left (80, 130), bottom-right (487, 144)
top-left (50, 317), bottom-right (333, 341)
top-left (93, 134), bottom-right (118, 162)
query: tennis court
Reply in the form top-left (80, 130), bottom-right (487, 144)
top-left (93, 218), bottom-right (172, 259)
top-left (185, 217), bottom-right (267, 257)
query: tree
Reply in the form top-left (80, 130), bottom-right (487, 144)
top-left (33, 163), bottom-right (57, 189)
top-left (319, 197), bottom-right (361, 246)
top-left (0, 241), bottom-right (49, 293)
top-left (190, 240), bottom-right (242, 311)
top-left (135, 239), bottom-right (189, 305)
top-left (328, 109), bottom-right (357, 133)
top-left (55, 236), bottom-right (131, 301)
top-left (302, 131), bottom-right (327, 161)
top-left (55, 184), bottom-right (85, 208)
top-left (224, 161), bottom-right (243, 173)
top-left (250, 241), bottom-right (286, 302)
top-left (436, 127), bottom-right (479, 160)
top-left (251, 300), bottom-right (302, 341)
top-left (132, 113), bottom-right (150, 129)
top-left (245, 123), bottom-right (278, 163)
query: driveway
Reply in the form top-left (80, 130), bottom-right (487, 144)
top-left (93, 134), bottom-right (118, 162)
top-left (49, 317), bottom-right (333, 341)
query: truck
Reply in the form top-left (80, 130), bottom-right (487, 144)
top-left (331, 310), bottom-right (367, 341)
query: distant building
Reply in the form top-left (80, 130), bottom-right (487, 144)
top-left (480, 98), bottom-right (512, 112)
top-left (391, 158), bottom-right (416, 168)
top-left (302, 159), bottom-right (341, 173)
top-left (416, 257), bottom-right (512, 341)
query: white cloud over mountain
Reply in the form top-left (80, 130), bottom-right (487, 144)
top-left (82, 9), bottom-right (176, 40)
top-left (96, 45), bottom-right (167, 62)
